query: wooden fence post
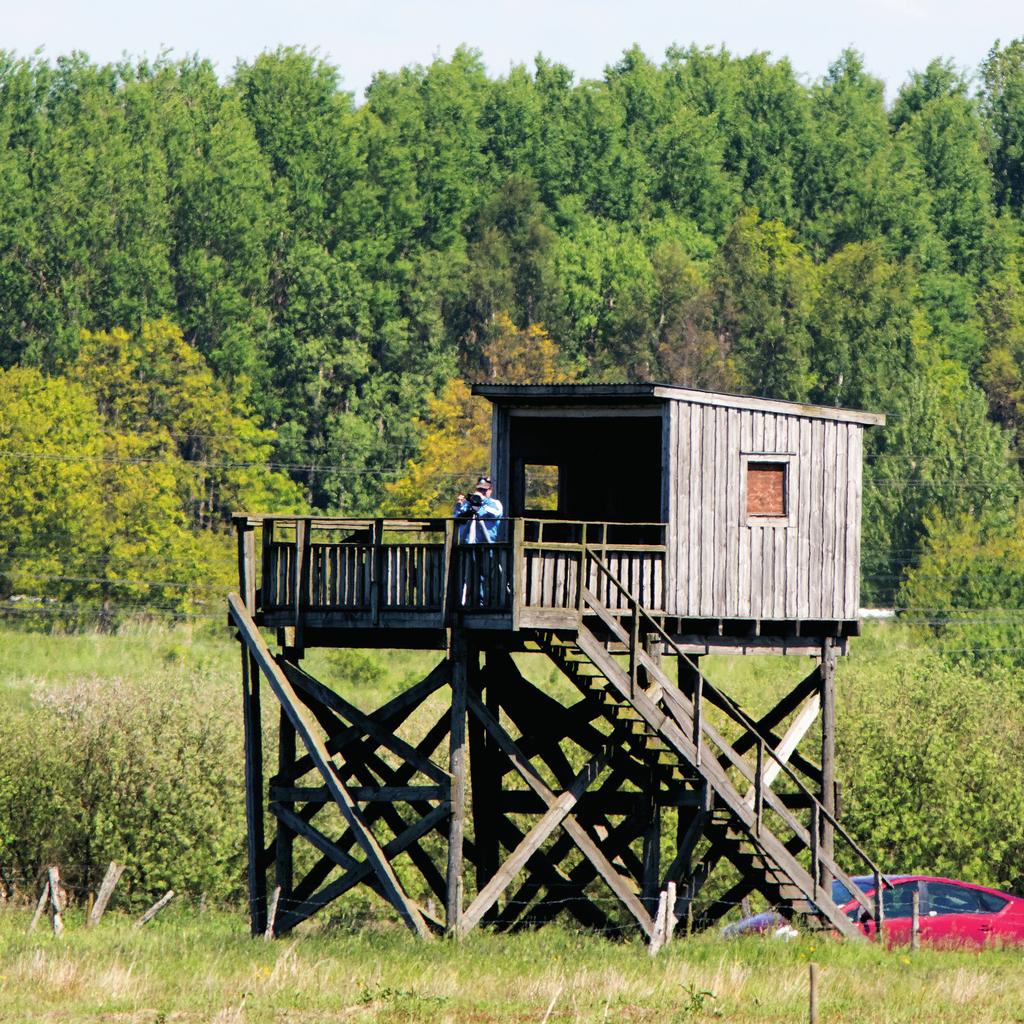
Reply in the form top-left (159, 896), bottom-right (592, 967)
top-left (911, 889), bottom-right (920, 951)
top-left (665, 881), bottom-right (678, 944)
top-left (87, 862), bottom-right (125, 928)
top-left (809, 963), bottom-right (818, 1024)
top-left (28, 880), bottom-right (50, 933)
top-left (264, 885), bottom-right (281, 941)
top-left (48, 867), bottom-right (64, 936)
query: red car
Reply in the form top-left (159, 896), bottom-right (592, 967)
top-left (839, 875), bottom-right (1024, 947)
top-left (725, 876), bottom-right (1024, 947)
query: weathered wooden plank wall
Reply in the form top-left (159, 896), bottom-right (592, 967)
top-left (666, 401), bottom-right (865, 621)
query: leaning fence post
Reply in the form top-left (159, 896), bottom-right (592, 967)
top-left (48, 867), bottom-right (64, 936)
top-left (87, 861), bottom-right (125, 928)
top-left (135, 890), bottom-right (175, 929)
top-left (648, 890), bottom-right (669, 956)
top-left (28, 879), bottom-right (50, 933)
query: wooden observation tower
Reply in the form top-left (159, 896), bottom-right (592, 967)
top-left (230, 383), bottom-right (887, 940)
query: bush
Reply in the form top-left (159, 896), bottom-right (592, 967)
top-left (0, 673), bottom-right (246, 905)
top-left (837, 638), bottom-right (1024, 892)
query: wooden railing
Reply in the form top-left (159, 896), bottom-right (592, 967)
top-left (580, 550), bottom-right (886, 936)
top-left (237, 515), bottom-right (666, 627)
top-left (519, 520), bottom-right (666, 613)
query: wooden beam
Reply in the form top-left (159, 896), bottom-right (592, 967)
top-left (466, 690), bottom-right (655, 938)
top-left (741, 694), bottom-right (820, 808)
top-left (276, 707), bottom-right (296, 904)
top-left (458, 745), bottom-right (613, 935)
top-left (286, 712), bottom-right (451, 908)
top-left (820, 639), bottom-right (837, 895)
top-left (274, 804), bottom-right (450, 935)
top-left (229, 594), bottom-right (431, 939)
top-left (269, 784), bottom-right (446, 803)
top-left (446, 633), bottom-right (470, 933)
top-left (240, 631), bottom-right (266, 935)
top-left (281, 659), bottom-right (448, 784)
top-left (468, 653), bottom-right (501, 918)
top-left (282, 660), bottom-right (450, 786)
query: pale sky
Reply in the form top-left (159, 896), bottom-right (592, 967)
top-left (2, 0), bottom-right (1021, 100)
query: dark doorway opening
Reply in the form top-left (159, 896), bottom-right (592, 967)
top-left (507, 414), bottom-right (664, 541)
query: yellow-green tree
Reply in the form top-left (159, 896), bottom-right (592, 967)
top-left (0, 366), bottom-right (203, 622)
top-left (383, 314), bottom-right (576, 515)
top-left (70, 320), bottom-right (306, 527)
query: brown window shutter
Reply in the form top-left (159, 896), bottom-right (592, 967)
top-left (747, 462), bottom-right (787, 517)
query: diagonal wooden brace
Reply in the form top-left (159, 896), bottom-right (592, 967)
top-left (465, 689), bottom-right (655, 938)
top-left (281, 659), bottom-right (451, 786)
top-left (458, 744), bottom-right (613, 935)
top-left (277, 804), bottom-right (450, 935)
top-left (229, 593), bottom-right (432, 939)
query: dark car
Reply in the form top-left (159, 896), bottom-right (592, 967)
top-left (724, 876), bottom-right (1024, 947)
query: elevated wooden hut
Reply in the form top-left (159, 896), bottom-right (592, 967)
top-left (229, 384), bottom-right (887, 943)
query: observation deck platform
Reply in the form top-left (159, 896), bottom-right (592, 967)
top-left (234, 516), bottom-right (859, 657)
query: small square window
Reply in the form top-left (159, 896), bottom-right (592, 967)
top-left (524, 464), bottom-right (559, 511)
top-left (747, 462), bottom-right (787, 517)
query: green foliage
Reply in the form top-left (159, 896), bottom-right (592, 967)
top-left (3, 41), bottom-right (1024, 612)
top-left (713, 211), bottom-right (816, 400)
top-left (0, 670), bottom-right (244, 901)
top-left (861, 353), bottom-right (1021, 604)
top-left (838, 636), bottom-right (1024, 891)
top-left (0, 365), bottom-right (202, 620)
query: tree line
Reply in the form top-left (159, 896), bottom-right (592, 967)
top-left (2, 42), bottom-right (1024, 635)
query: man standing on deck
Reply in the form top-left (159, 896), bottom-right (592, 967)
top-left (453, 476), bottom-right (503, 543)
top-left (454, 476), bottom-right (504, 606)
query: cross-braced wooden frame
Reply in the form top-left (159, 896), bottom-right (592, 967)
top-left (231, 592), bottom-right (844, 939)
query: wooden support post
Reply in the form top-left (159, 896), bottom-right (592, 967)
top-left (911, 888), bottom-right (920, 951)
top-left (641, 790), bottom-right (661, 912)
top-left (87, 862), bottom-right (124, 928)
top-left (238, 528), bottom-right (267, 937)
top-left (276, 707), bottom-right (296, 907)
top-left (819, 641), bottom-right (837, 898)
top-left (874, 868), bottom-right (885, 942)
top-left (468, 654), bottom-right (500, 919)
top-left (446, 632), bottom-right (469, 935)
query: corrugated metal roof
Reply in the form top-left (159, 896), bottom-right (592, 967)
top-left (470, 382), bottom-right (886, 426)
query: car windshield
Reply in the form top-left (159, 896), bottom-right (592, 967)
top-left (831, 877), bottom-right (873, 906)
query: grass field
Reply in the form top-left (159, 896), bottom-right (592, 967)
top-left (3, 908), bottom-right (1024, 1023)
top-left (3, 621), bottom-right (1024, 1021)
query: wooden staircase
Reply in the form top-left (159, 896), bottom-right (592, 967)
top-left (527, 552), bottom-right (883, 938)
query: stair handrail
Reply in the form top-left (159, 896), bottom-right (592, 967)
top-left (582, 549), bottom-right (884, 909)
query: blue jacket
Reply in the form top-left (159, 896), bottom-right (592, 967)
top-left (454, 495), bottom-right (504, 543)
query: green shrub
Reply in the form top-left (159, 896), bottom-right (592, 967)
top-left (0, 673), bottom-right (246, 905)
